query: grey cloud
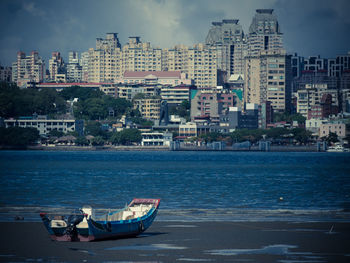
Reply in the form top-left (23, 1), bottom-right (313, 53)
top-left (0, 0), bottom-right (349, 66)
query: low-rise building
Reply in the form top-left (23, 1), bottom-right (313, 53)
top-left (4, 115), bottom-right (84, 136)
top-left (306, 118), bottom-right (328, 136)
top-left (190, 89), bottom-right (236, 121)
top-left (219, 104), bottom-right (259, 132)
top-left (178, 122), bottom-right (210, 138)
top-left (319, 122), bottom-right (346, 139)
top-left (141, 132), bottom-right (173, 146)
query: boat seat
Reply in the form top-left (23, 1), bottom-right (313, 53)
top-left (76, 221), bottom-right (88, 228)
top-left (50, 219), bottom-right (67, 228)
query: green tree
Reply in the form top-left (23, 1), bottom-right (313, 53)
top-left (324, 132), bottom-right (339, 145)
top-left (291, 128), bottom-right (312, 144)
top-left (75, 136), bottom-right (89, 146)
top-left (85, 121), bottom-right (103, 136)
top-left (60, 86), bottom-right (104, 101)
top-left (168, 100), bottom-right (191, 121)
top-left (110, 129), bottom-right (142, 145)
top-left (0, 82), bottom-right (66, 117)
top-left (0, 127), bottom-right (40, 146)
top-left (91, 136), bottom-right (105, 146)
top-left (274, 112), bottom-right (306, 124)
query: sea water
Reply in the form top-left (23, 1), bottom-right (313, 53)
top-left (0, 150), bottom-right (349, 222)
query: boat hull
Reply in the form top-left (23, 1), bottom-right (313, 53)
top-left (83, 205), bottom-right (158, 241)
top-left (40, 199), bottom-right (160, 242)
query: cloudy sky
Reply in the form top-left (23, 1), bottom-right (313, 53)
top-left (0, 0), bottom-right (349, 66)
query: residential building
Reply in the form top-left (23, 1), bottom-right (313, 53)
top-left (304, 55), bottom-right (327, 72)
top-left (246, 9), bottom-right (284, 57)
top-left (66, 51), bottom-right (82, 82)
top-left (133, 97), bottom-right (161, 120)
top-left (341, 88), bottom-right (350, 113)
top-left (163, 43), bottom-right (218, 88)
top-left (80, 51), bottom-right (89, 82)
top-left (88, 33), bottom-right (122, 83)
top-left (4, 115), bottom-right (84, 136)
top-left (160, 84), bottom-right (196, 105)
top-left (292, 70), bottom-right (338, 92)
top-left (306, 118), bottom-right (328, 136)
top-left (12, 51), bottom-right (45, 87)
top-left (319, 122), bottom-right (346, 139)
top-left (219, 104), bottom-right (259, 132)
top-left (328, 52), bottom-right (350, 77)
top-left (290, 53), bottom-right (304, 80)
top-left (116, 84), bottom-right (161, 100)
top-left (296, 83), bottom-right (339, 118)
top-left (190, 89), bottom-right (236, 121)
top-left (307, 93), bottom-right (338, 120)
top-left (0, 65), bottom-right (12, 82)
top-left (49, 52), bottom-right (65, 81)
top-left (244, 50), bottom-right (292, 112)
top-left (259, 101), bottom-right (273, 129)
top-left (122, 36), bottom-right (163, 73)
top-left (205, 19), bottom-right (246, 78)
top-left (123, 71), bottom-right (193, 86)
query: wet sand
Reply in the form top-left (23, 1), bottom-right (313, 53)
top-left (1, 221), bottom-right (350, 262)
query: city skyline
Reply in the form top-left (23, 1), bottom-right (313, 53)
top-left (1, 0), bottom-right (350, 66)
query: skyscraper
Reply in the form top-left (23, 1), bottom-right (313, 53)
top-left (247, 9), bottom-right (283, 56)
top-left (206, 19), bottom-right (246, 78)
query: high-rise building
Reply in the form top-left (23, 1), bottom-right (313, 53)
top-left (244, 50), bottom-right (292, 113)
top-left (121, 36), bottom-right (163, 73)
top-left (328, 52), bottom-right (350, 77)
top-left (304, 55), bottom-right (327, 72)
top-left (296, 83), bottom-right (339, 118)
top-left (86, 34), bottom-right (217, 88)
top-left (48, 52), bottom-right (64, 81)
top-left (66, 51), bottom-right (82, 82)
top-left (247, 9), bottom-right (283, 56)
top-left (163, 43), bottom-right (218, 88)
top-left (206, 19), bottom-right (246, 77)
top-left (12, 51), bottom-right (45, 87)
top-left (88, 33), bottom-right (122, 83)
top-left (80, 51), bottom-right (89, 82)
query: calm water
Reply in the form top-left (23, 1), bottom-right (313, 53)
top-left (0, 150), bottom-right (349, 222)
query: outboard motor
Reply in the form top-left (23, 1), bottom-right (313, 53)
top-left (63, 214), bottom-right (84, 241)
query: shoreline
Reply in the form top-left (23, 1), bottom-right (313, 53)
top-left (0, 144), bottom-right (331, 152)
top-left (1, 221), bottom-right (349, 262)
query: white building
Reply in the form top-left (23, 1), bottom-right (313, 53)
top-left (141, 132), bottom-right (173, 146)
top-left (4, 117), bottom-right (84, 136)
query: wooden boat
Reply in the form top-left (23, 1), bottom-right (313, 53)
top-left (40, 198), bottom-right (160, 241)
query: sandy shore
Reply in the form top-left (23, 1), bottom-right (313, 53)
top-left (1, 221), bottom-right (349, 262)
